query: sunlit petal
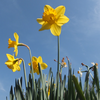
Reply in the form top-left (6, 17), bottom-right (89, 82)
top-left (39, 22), bottom-right (51, 31)
top-left (32, 56), bottom-right (37, 61)
top-left (12, 68), bottom-right (16, 72)
top-left (5, 60), bottom-right (13, 65)
top-left (56, 15), bottom-right (69, 26)
top-left (41, 63), bottom-right (48, 70)
top-left (14, 45), bottom-right (18, 57)
top-left (50, 23), bottom-right (61, 36)
top-left (6, 54), bottom-right (14, 61)
top-left (37, 18), bottom-right (45, 25)
top-left (14, 32), bottom-right (19, 44)
top-left (55, 6), bottom-right (65, 18)
top-left (7, 65), bottom-right (13, 69)
top-left (28, 62), bottom-right (31, 66)
top-left (16, 66), bottom-right (21, 71)
top-left (44, 5), bottom-right (53, 12)
top-left (37, 56), bottom-right (43, 64)
top-left (36, 69), bottom-right (40, 75)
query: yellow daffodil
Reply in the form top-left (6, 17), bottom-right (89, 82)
top-left (5, 54), bottom-right (22, 72)
top-left (28, 56), bottom-right (48, 75)
top-left (37, 5), bottom-right (69, 36)
top-left (8, 32), bottom-right (19, 57)
top-left (48, 86), bottom-right (50, 97)
top-left (48, 84), bottom-right (55, 97)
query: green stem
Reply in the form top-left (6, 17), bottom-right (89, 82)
top-left (22, 59), bottom-right (27, 89)
top-left (29, 48), bottom-right (37, 99)
top-left (57, 36), bottom-right (60, 72)
top-left (19, 43), bottom-right (37, 99)
top-left (29, 49), bottom-right (36, 87)
top-left (57, 36), bottom-right (60, 99)
top-left (18, 58), bottom-right (27, 89)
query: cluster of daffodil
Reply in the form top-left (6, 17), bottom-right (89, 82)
top-left (6, 4), bottom-right (100, 100)
top-left (5, 5), bottom-right (70, 100)
top-left (5, 32), bottom-right (48, 74)
top-left (77, 62), bottom-right (98, 78)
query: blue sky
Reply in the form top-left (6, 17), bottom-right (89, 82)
top-left (1, 0), bottom-right (100, 99)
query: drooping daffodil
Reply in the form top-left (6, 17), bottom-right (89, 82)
top-left (8, 32), bottom-right (20, 57)
top-left (5, 54), bottom-right (22, 72)
top-left (37, 5), bottom-right (69, 36)
top-left (28, 56), bottom-right (48, 75)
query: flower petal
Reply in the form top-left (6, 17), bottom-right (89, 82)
top-left (12, 64), bottom-right (20, 72)
top-left (6, 54), bottom-right (14, 61)
top-left (16, 66), bottom-right (21, 71)
top-left (41, 63), bottom-right (48, 70)
top-left (37, 18), bottom-right (45, 25)
top-left (15, 59), bottom-right (22, 65)
top-left (39, 22), bottom-right (51, 31)
top-left (28, 62), bottom-right (31, 66)
top-left (32, 56), bottom-right (37, 61)
top-left (14, 32), bottom-right (19, 44)
top-left (37, 56), bottom-right (43, 64)
top-left (56, 15), bottom-right (69, 26)
top-left (12, 68), bottom-right (16, 72)
top-left (55, 6), bottom-right (65, 18)
top-left (50, 23), bottom-right (61, 36)
top-left (91, 62), bottom-right (95, 66)
top-left (5, 60), bottom-right (13, 65)
top-left (8, 38), bottom-right (16, 48)
top-left (44, 5), bottom-right (53, 12)
top-left (14, 45), bottom-right (18, 57)
top-left (7, 65), bottom-right (13, 69)
top-left (36, 69), bottom-right (40, 75)
top-left (33, 67), bottom-right (40, 75)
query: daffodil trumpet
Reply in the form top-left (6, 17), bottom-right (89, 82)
top-left (8, 32), bottom-right (30, 57)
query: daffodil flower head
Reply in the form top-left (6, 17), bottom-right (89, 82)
top-left (91, 62), bottom-right (98, 71)
top-left (28, 56), bottom-right (48, 75)
top-left (37, 5), bottom-right (69, 36)
top-left (8, 32), bottom-right (19, 57)
top-left (61, 62), bottom-right (67, 67)
top-left (61, 57), bottom-right (67, 68)
top-left (91, 62), bottom-right (98, 66)
top-left (5, 54), bottom-right (22, 72)
top-left (77, 68), bottom-right (82, 77)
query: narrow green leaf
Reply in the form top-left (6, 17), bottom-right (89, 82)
top-left (10, 86), bottom-right (14, 100)
top-left (94, 65), bottom-right (100, 99)
top-left (73, 75), bottom-right (86, 100)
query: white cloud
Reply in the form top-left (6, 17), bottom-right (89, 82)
top-left (0, 82), bottom-right (6, 92)
top-left (68, 0), bottom-right (100, 37)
